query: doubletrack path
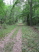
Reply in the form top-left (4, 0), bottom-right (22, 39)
top-left (12, 28), bottom-right (22, 52)
top-left (0, 25), bottom-right (22, 52)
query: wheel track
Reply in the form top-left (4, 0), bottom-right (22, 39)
top-left (0, 27), bottom-right (17, 52)
top-left (12, 28), bottom-right (22, 52)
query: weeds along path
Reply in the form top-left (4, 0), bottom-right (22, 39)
top-left (31, 26), bottom-right (39, 33)
top-left (22, 26), bottom-right (39, 52)
top-left (12, 28), bottom-right (22, 52)
top-left (0, 27), bottom-right (17, 52)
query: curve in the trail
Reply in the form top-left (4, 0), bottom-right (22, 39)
top-left (12, 29), bottom-right (22, 52)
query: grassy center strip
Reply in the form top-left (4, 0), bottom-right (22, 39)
top-left (10, 26), bottom-right (20, 39)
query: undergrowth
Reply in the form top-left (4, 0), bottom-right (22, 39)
top-left (22, 26), bottom-right (39, 52)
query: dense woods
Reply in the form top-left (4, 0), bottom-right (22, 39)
top-left (0, 0), bottom-right (39, 27)
top-left (22, 0), bottom-right (39, 26)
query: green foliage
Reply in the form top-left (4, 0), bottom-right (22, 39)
top-left (21, 0), bottom-right (39, 25)
top-left (22, 26), bottom-right (39, 52)
top-left (0, 25), bottom-right (16, 39)
top-left (35, 8), bottom-right (39, 17)
top-left (0, 0), bottom-right (39, 25)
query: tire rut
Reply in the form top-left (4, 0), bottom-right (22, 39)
top-left (12, 29), bottom-right (22, 52)
top-left (0, 28), bottom-right (17, 52)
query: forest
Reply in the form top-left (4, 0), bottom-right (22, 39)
top-left (0, 0), bottom-right (39, 52)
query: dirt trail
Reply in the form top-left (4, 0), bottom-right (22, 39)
top-left (12, 29), bottom-right (22, 52)
top-left (0, 28), bottom-right (16, 52)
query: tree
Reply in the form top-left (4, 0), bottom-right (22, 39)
top-left (28, 0), bottom-right (33, 26)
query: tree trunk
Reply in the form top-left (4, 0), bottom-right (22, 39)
top-left (30, 0), bottom-right (33, 26)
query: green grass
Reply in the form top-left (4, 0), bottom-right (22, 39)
top-left (4, 41), bottom-right (14, 52)
top-left (35, 26), bottom-right (39, 31)
top-left (4, 26), bottom-right (19, 52)
top-left (11, 26), bottom-right (20, 39)
top-left (0, 25), bottom-right (16, 39)
top-left (22, 26), bottom-right (39, 52)
top-left (37, 27), bottom-right (39, 31)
